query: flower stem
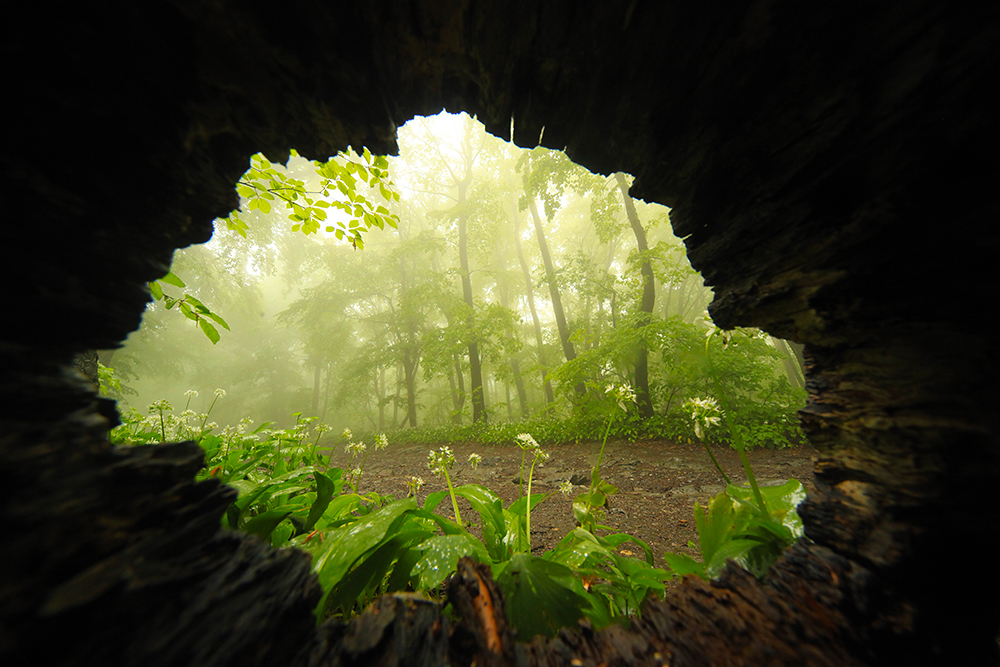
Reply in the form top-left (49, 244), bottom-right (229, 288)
top-left (705, 338), bottom-right (767, 516)
top-left (584, 416), bottom-right (615, 529)
top-left (443, 467), bottom-right (462, 526)
top-left (525, 459), bottom-right (538, 553)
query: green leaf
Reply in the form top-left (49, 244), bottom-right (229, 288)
top-left (205, 311), bottom-right (230, 331)
top-left (495, 553), bottom-right (594, 639)
top-left (312, 497), bottom-right (418, 620)
top-left (243, 510), bottom-right (292, 539)
top-left (198, 319), bottom-right (220, 344)
top-left (305, 472), bottom-right (336, 531)
top-left (159, 271), bottom-right (186, 288)
top-left (662, 552), bottom-right (705, 578)
top-left (324, 527), bottom-right (432, 614)
top-left (412, 534), bottom-right (488, 591)
top-left (149, 281), bottom-right (164, 301)
top-left (258, 198), bottom-right (271, 214)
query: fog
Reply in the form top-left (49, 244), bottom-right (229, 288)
top-left (103, 111), bottom-right (801, 436)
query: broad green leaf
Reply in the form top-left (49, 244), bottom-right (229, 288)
top-left (662, 552), bottom-right (704, 578)
top-left (323, 528), bottom-right (432, 615)
top-left (495, 554), bottom-right (594, 639)
top-left (159, 271), bottom-right (186, 288)
top-left (198, 319), bottom-right (220, 344)
top-left (205, 312), bottom-right (230, 331)
top-left (412, 534), bottom-right (488, 591)
top-left (148, 281), bottom-right (164, 300)
top-left (305, 471), bottom-right (336, 531)
top-left (312, 497), bottom-right (418, 618)
top-left (243, 510), bottom-right (292, 539)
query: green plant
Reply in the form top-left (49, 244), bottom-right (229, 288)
top-left (573, 383), bottom-right (634, 532)
top-left (662, 323), bottom-right (806, 581)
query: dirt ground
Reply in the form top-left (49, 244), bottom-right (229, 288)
top-left (327, 438), bottom-right (817, 569)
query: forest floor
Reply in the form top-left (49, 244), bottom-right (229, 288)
top-left (326, 437), bottom-right (818, 568)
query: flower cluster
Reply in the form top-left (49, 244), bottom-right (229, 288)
top-left (468, 452), bottom-right (482, 469)
top-left (605, 383), bottom-right (637, 412)
top-left (342, 428), bottom-right (353, 441)
top-left (375, 433), bottom-right (389, 451)
top-left (405, 476), bottom-right (425, 497)
top-left (427, 446), bottom-right (456, 476)
top-left (516, 433), bottom-right (548, 463)
top-left (684, 396), bottom-right (723, 439)
top-left (346, 441), bottom-right (367, 456)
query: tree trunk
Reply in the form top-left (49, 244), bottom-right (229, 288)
top-left (528, 197), bottom-right (585, 397)
top-left (615, 172), bottom-right (655, 418)
top-left (457, 180), bottom-right (487, 423)
top-left (512, 208), bottom-right (555, 405)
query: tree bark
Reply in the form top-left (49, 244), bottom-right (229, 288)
top-left (528, 197), bottom-right (585, 397)
top-left (512, 208), bottom-right (555, 406)
top-left (615, 172), bottom-right (655, 418)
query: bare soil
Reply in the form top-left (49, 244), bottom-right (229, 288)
top-left (328, 438), bottom-right (817, 569)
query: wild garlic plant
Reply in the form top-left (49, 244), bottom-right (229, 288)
top-left (683, 396), bottom-right (730, 484)
top-left (574, 383), bottom-right (635, 531)
top-left (427, 446), bottom-right (462, 525)
top-left (468, 452), bottom-right (482, 485)
top-left (514, 433), bottom-right (548, 552)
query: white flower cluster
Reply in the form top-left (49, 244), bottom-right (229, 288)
top-left (405, 476), bottom-right (425, 496)
top-left (605, 383), bottom-right (637, 412)
top-left (427, 446), bottom-right (456, 475)
top-left (375, 433), bottom-right (389, 450)
top-left (515, 433), bottom-right (548, 463)
top-left (346, 441), bottom-right (367, 456)
top-left (468, 452), bottom-right (482, 469)
top-left (683, 396), bottom-right (723, 439)
top-left (342, 428), bottom-right (353, 441)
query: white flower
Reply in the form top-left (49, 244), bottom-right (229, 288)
top-left (515, 433), bottom-right (538, 450)
top-left (606, 383), bottom-right (637, 411)
top-left (346, 441), bottom-right (367, 456)
top-left (214, 388), bottom-right (227, 398)
top-left (428, 447), bottom-right (455, 475)
top-left (184, 389), bottom-right (199, 399)
top-left (375, 433), bottom-right (389, 450)
top-left (468, 452), bottom-right (482, 468)
top-left (534, 448), bottom-right (549, 463)
top-left (559, 480), bottom-right (573, 496)
top-left (342, 428), bottom-right (353, 441)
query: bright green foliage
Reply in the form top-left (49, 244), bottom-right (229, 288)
top-left (662, 326), bottom-right (807, 582)
top-left (663, 480), bottom-right (805, 580)
top-left (148, 271), bottom-right (231, 344)
top-left (151, 147), bottom-right (400, 344)
top-left (112, 400), bottom-right (677, 639)
top-left (225, 148), bottom-right (400, 249)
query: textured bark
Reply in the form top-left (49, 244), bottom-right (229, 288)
top-left (615, 172), bottom-right (655, 418)
top-left (5, 1), bottom-right (999, 665)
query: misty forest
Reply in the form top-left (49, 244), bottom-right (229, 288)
top-left (102, 112), bottom-right (810, 637)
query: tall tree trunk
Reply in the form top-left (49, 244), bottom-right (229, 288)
top-left (401, 350), bottom-right (419, 427)
top-left (450, 354), bottom-right (465, 424)
top-left (311, 360), bottom-right (321, 416)
top-left (457, 180), bottom-right (487, 423)
top-left (376, 367), bottom-right (386, 431)
top-left (495, 244), bottom-right (532, 418)
top-left (615, 173), bottom-right (655, 418)
top-left (528, 197), bottom-right (585, 397)
top-left (512, 209), bottom-right (555, 405)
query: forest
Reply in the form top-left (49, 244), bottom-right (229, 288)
top-left (101, 112), bottom-right (810, 637)
top-left (104, 112), bottom-right (805, 448)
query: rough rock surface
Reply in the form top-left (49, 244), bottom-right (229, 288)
top-left (3, 1), bottom-right (998, 665)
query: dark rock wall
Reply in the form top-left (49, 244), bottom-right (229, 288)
top-left (3, 1), bottom-right (998, 664)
